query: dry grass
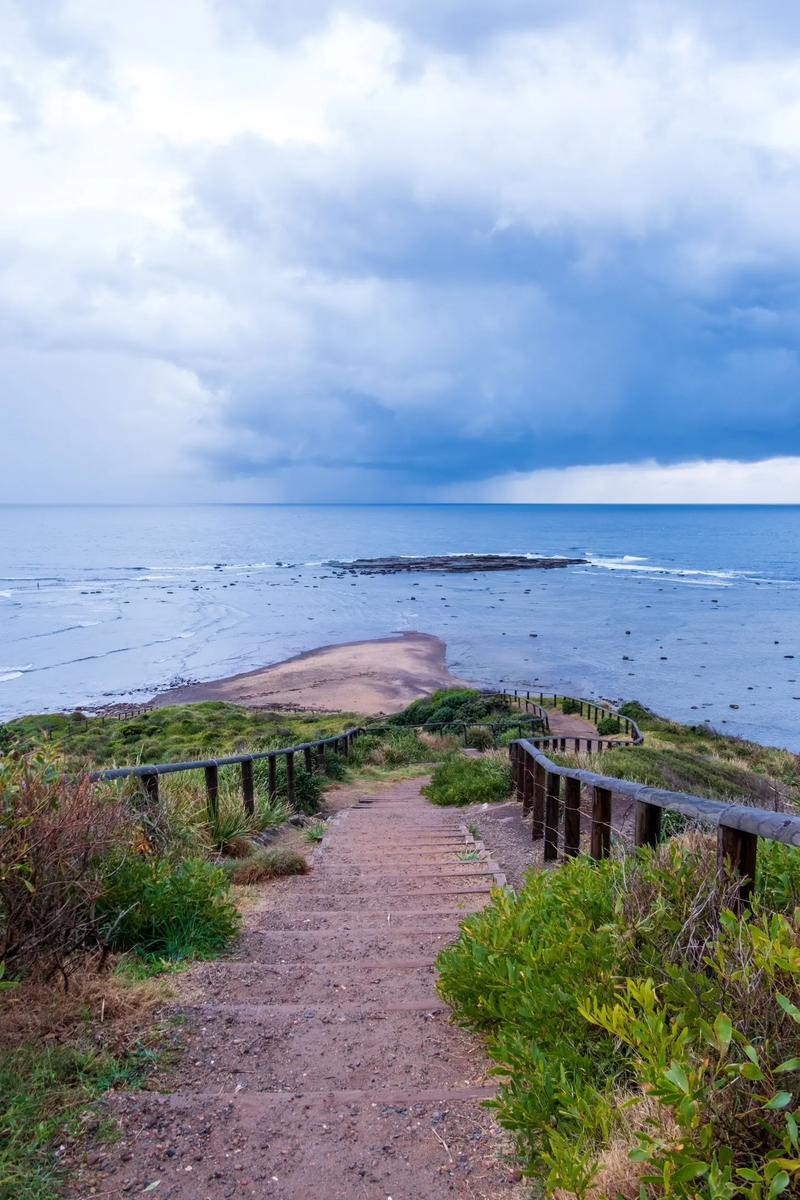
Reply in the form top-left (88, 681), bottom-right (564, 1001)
top-left (220, 847), bottom-right (309, 885)
top-left (0, 966), bottom-right (168, 1055)
top-left (553, 1095), bottom-right (678, 1200)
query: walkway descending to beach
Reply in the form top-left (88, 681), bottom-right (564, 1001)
top-left (74, 780), bottom-right (520, 1199)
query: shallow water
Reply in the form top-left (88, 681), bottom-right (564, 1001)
top-left (1, 504), bottom-right (799, 749)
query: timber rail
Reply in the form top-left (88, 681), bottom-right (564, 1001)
top-left (509, 729), bottom-right (800, 909)
top-left (505, 689), bottom-right (643, 752)
top-left (89, 727), bottom-right (364, 817)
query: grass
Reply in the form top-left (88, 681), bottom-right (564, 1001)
top-left (219, 846), bottom-right (309, 885)
top-left (0, 1042), bottom-right (147, 1200)
top-left (423, 752), bottom-right (513, 806)
top-left (0, 702), bottom-right (360, 768)
top-left (550, 700), bottom-right (800, 811)
top-left (303, 820), bottom-right (328, 844)
top-left (0, 974), bottom-right (166, 1200)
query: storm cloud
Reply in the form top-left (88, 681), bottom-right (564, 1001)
top-left (2, 0), bottom-right (800, 500)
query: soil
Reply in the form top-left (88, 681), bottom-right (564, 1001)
top-left (68, 778), bottom-right (526, 1200)
top-left (148, 632), bottom-right (470, 716)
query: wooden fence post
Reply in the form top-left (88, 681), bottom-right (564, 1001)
top-left (564, 776), bottom-right (581, 858)
top-left (635, 801), bottom-right (661, 848)
top-left (532, 761), bottom-right (545, 840)
top-left (204, 763), bottom-right (219, 821)
top-left (141, 770), bottom-right (159, 807)
top-left (285, 751), bottom-right (295, 807)
top-left (522, 755), bottom-right (533, 816)
top-left (268, 755), bottom-right (277, 801)
top-left (241, 758), bottom-right (255, 816)
top-left (590, 786), bottom-right (612, 859)
top-left (304, 746), bottom-right (313, 774)
top-left (544, 771), bottom-right (560, 861)
top-left (717, 824), bottom-right (757, 911)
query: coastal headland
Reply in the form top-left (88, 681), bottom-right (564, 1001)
top-left (149, 630), bottom-right (470, 715)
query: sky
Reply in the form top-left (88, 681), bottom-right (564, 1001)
top-left (2, 0), bottom-right (800, 503)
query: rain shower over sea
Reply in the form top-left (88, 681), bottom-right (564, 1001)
top-left (1, 504), bottom-right (799, 750)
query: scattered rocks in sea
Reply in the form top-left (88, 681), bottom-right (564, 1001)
top-left (327, 554), bottom-right (588, 575)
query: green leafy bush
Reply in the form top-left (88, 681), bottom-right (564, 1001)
top-left (561, 697), bottom-right (582, 715)
top-left (596, 716), bottom-right (621, 736)
top-left (99, 856), bottom-right (239, 960)
top-left (423, 753), bottom-right (512, 806)
top-left (437, 836), bottom-right (800, 1197)
top-left (389, 688), bottom-right (513, 729)
top-left (0, 755), bottom-right (131, 980)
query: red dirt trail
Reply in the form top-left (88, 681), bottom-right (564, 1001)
top-left (70, 780), bottom-right (523, 1199)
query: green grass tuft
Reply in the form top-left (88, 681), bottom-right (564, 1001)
top-left (423, 753), bottom-right (513, 806)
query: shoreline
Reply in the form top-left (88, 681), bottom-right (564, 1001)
top-left (147, 631), bottom-right (472, 716)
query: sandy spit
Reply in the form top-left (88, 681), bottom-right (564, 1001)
top-left (149, 631), bottom-right (471, 716)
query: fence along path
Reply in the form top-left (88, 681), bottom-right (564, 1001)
top-left (507, 695), bottom-right (799, 910)
top-left (71, 779), bottom-right (521, 1199)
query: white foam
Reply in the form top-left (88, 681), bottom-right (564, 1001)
top-left (0, 664), bottom-right (31, 683)
top-left (589, 556), bottom-right (741, 581)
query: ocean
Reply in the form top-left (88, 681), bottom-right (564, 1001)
top-left (1, 504), bottom-right (799, 749)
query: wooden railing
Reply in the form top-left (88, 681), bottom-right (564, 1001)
top-left (505, 690), bottom-right (643, 754)
top-left (509, 735), bottom-right (800, 909)
top-left (89, 727), bottom-right (364, 817)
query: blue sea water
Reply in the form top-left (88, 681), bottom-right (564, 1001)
top-left (1, 504), bottom-right (799, 749)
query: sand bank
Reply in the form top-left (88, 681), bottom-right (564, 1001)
top-left (150, 631), bottom-right (470, 716)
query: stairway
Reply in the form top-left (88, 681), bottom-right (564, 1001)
top-left (72, 779), bottom-right (520, 1199)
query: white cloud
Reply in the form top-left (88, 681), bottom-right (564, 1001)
top-left (2, 1), bottom-right (800, 498)
top-left (453, 456), bottom-right (800, 503)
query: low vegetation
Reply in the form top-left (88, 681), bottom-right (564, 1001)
top-left (439, 834), bottom-right (800, 1197)
top-left (0, 701), bottom-right (356, 766)
top-left (553, 701), bottom-right (800, 811)
top-left (220, 846), bottom-right (308, 885)
top-left (423, 752), bottom-right (512, 806)
top-left (386, 687), bottom-right (536, 738)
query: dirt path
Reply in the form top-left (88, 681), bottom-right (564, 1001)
top-left (71, 781), bottom-right (523, 1199)
top-left (546, 708), bottom-right (598, 739)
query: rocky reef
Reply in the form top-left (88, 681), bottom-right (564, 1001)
top-left (328, 553), bottom-right (588, 574)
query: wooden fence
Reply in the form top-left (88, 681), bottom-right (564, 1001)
top-left (509, 734), bottom-right (800, 910)
top-left (89, 727), bottom-right (364, 817)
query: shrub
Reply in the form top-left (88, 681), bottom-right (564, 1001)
top-left (438, 836), bottom-right (800, 1196)
top-left (466, 726), bottom-right (494, 751)
top-left (0, 756), bottom-right (131, 980)
top-left (561, 697), bottom-right (582, 715)
top-left (388, 688), bottom-right (513, 729)
top-left (596, 716), bottom-right (621, 736)
top-left (220, 847), bottom-right (308, 885)
top-left (99, 857), bottom-right (239, 960)
top-left (423, 753), bottom-right (512, 806)
top-left (322, 750), bottom-right (347, 780)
